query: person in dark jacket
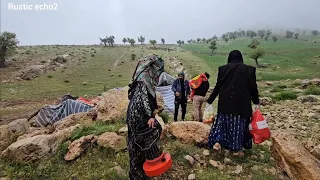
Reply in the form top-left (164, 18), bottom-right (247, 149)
top-left (206, 50), bottom-right (260, 156)
top-left (172, 72), bottom-right (190, 121)
top-left (193, 72), bottom-right (210, 122)
top-left (126, 54), bottom-right (164, 180)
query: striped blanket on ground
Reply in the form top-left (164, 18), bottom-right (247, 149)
top-left (35, 99), bottom-right (93, 127)
top-left (156, 85), bottom-right (175, 114)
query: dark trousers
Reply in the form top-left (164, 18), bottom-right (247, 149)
top-left (174, 98), bottom-right (187, 121)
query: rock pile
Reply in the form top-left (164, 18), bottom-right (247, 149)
top-left (17, 55), bottom-right (70, 80)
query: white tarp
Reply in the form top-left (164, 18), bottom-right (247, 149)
top-left (156, 72), bottom-right (176, 114)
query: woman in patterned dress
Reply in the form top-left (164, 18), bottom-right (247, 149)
top-left (126, 54), bottom-right (164, 179)
top-left (206, 50), bottom-right (260, 156)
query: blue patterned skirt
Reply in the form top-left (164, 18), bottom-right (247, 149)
top-left (208, 112), bottom-right (252, 152)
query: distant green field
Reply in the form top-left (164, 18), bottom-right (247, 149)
top-left (183, 37), bottom-right (319, 54)
top-left (182, 38), bottom-right (320, 81)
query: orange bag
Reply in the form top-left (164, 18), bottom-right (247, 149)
top-left (249, 110), bottom-right (271, 144)
top-left (189, 73), bottom-right (208, 99)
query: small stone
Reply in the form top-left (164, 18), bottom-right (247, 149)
top-left (184, 155), bottom-right (195, 166)
top-left (110, 166), bottom-right (125, 176)
top-left (188, 174), bottom-right (196, 180)
top-left (209, 160), bottom-right (219, 168)
top-left (118, 126), bottom-right (128, 134)
top-left (269, 167), bottom-right (277, 175)
top-left (203, 149), bottom-right (210, 156)
top-left (224, 157), bottom-right (232, 165)
top-left (266, 81), bottom-right (273, 86)
top-left (195, 162), bottom-right (201, 168)
top-left (251, 165), bottom-right (259, 171)
top-left (218, 164), bottom-right (225, 171)
top-left (82, 82), bottom-right (88, 85)
top-left (250, 155), bottom-right (258, 160)
top-left (199, 160), bottom-right (206, 165)
top-left (193, 154), bottom-right (201, 161)
top-left (232, 165), bottom-right (243, 174)
top-left (224, 150), bottom-right (230, 157)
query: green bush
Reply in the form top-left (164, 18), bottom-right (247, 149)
top-left (69, 121), bottom-right (121, 141)
top-left (304, 86), bottom-right (320, 95)
top-left (158, 112), bottom-right (169, 123)
top-left (270, 84), bottom-right (287, 92)
top-left (273, 91), bottom-right (297, 100)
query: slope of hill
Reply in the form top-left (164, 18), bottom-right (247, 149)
top-left (182, 38), bottom-right (320, 81)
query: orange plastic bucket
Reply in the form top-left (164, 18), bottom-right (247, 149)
top-left (143, 152), bottom-right (173, 177)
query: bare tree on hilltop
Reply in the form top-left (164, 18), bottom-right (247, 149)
top-left (0, 31), bottom-right (19, 68)
top-left (285, 31), bottom-right (294, 38)
top-left (272, 36), bottom-right (278, 43)
top-left (122, 38), bottom-right (127, 44)
top-left (100, 36), bottom-right (115, 47)
top-left (128, 38), bottom-right (135, 46)
top-left (161, 38), bottom-right (165, 45)
top-left (222, 34), bottom-right (229, 43)
top-left (209, 40), bottom-right (217, 53)
top-left (258, 29), bottom-right (266, 38)
top-left (138, 35), bottom-right (145, 44)
top-left (311, 30), bottom-right (319, 36)
top-left (149, 40), bottom-right (157, 48)
top-left (249, 47), bottom-right (265, 67)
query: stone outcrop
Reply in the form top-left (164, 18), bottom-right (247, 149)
top-left (1, 125), bottom-right (80, 162)
top-left (97, 132), bottom-right (126, 151)
top-left (64, 135), bottom-right (98, 161)
top-left (260, 97), bottom-right (273, 106)
top-left (271, 131), bottom-right (320, 180)
top-left (168, 121), bottom-right (210, 144)
top-left (0, 119), bottom-right (30, 151)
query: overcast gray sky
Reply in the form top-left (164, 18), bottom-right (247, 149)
top-left (1, 0), bottom-right (319, 45)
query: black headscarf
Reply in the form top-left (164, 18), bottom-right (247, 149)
top-left (227, 50), bottom-right (244, 64)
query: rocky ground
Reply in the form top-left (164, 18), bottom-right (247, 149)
top-left (0, 77), bottom-right (319, 179)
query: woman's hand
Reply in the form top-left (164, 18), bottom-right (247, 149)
top-left (148, 118), bottom-right (155, 128)
top-left (254, 104), bottom-right (260, 111)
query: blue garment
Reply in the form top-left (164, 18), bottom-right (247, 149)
top-left (171, 79), bottom-right (190, 99)
top-left (208, 112), bottom-right (252, 152)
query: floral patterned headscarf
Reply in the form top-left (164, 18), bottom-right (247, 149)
top-left (133, 54), bottom-right (164, 97)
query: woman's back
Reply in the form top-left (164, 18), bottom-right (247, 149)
top-left (207, 50), bottom-right (259, 117)
top-left (218, 63), bottom-right (257, 117)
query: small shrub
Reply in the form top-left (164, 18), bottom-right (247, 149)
top-left (159, 112), bottom-right (169, 124)
top-left (47, 75), bottom-right (53, 78)
top-left (275, 84), bottom-right (287, 89)
top-left (70, 121), bottom-right (121, 141)
top-left (91, 54), bottom-right (95, 57)
top-left (291, 81), bottom-right (301, 87)
top-left (273, 92), bottom-right (297, 100)
top-left (304, 86), bottom-right (320, 95)
top-left (64, 80), bottom-right (69, 83)
top-left (40, 60), bottom-right (46, 63)
top-left (131, 53), bottom-right (136, 60)
top-left (270, 87), bottom-right (282, 93)
top-left (118, 75), bottom-right (122, 77)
